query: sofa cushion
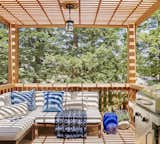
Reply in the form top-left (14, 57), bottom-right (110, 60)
top-left (63, 100), bottom-right (87, 110)
top-left (11, 90), bottom-right (36, 111)
top-left (77, 92), bottom-right (99, 108)
top-left (43, 91), bottom-right (64, 112)
top-left (33, 107), bottom-right (101, 124)
top-left (0, 92), bottom-right (11, 106)
top-left (0, 102), bottom-right (28, 120)
top-left (0, 116), bottom-right (33, 141)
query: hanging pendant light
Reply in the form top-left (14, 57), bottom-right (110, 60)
top-left (66, 4), bottom-right (74, 33)
top-left (61, 1), bottom-right (79, 33)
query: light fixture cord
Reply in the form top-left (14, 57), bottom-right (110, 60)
top-left (69, 5), bottom-right (71, 20)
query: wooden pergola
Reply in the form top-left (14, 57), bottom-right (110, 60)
top-left (0, 0), bottom-right (160, 84)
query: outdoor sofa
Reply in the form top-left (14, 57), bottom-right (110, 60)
top-left (0, 91), bottom-right (101, 144)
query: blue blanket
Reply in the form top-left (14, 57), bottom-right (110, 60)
top-left (55, 109), bottom-right (87, 138)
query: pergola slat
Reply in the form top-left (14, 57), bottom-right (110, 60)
top-left (0, 0), bottom-right (159, 26)
top-left (16, 0), bottom-right (38, 25)
top-left (78, 0), bottom-right (81, 24)
top-left (108, 0), bottom-right (123, 25)
top-left (57, 0), bottom-right (66, 24)
top-left (122, 0), bottom-right (143, 25)
top-left (93, 0), bottom-right (102, 24)
top-left (0, 3), bottom-right (24, 25)
top-left (36, 0), bottom-right (52, 24)
top-left (136, 0), bottom-right (160, 26)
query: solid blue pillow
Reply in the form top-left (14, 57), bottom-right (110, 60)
top-left (43, 91), bottom-right (64, 112)
top-left (11, 90), bottom-right (36, 111)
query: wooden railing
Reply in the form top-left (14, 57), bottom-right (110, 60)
top-left (0, 83), bottom-right (14, 94)
top-left (14, 83), bottom-right (141, 109)
top-left (0, 83), bottom-right (142, 124)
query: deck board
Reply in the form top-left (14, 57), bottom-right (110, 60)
top-left (20, 127), bottom-right (135, 144)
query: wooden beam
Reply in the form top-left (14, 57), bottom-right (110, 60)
top-left (0, 3), bottom-right (24, 25)
top-left (17, 24), bottom-right (127, 28)
top-left (127, 24), bottom-right (136, 84)
top-left (57, 0), bottom-right (66, 23)
top-left (122, 0), bottom-right (143, 25)
top-left (93, 0), bottom-right (102, 24)
top-left (108, 0), bottom-right (123, 25)
top-left (79, 0), bottom-right (81, 24)
top-left (8, 24), bottom-right (19, 83)
top-left (0, 15), bottom-right (10, 26)
top-left (16, 0), bottom-right (38, 25)
top-left (136, 1), bottom-right (160, 26)
top-left (36, 0), bottom-right (52, 24)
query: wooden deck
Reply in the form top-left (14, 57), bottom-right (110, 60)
top-left (21, 128), bottom-right (135, 144)
top-left (104, 128), bottom-right (136, 144)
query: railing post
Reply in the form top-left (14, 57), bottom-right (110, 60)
top-left (8, 24), bottom-right (19, 83)
top-left (127, 24), bottom-right (136, 84)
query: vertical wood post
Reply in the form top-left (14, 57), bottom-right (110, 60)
top-left (127, 24), bottom-right (136, 83)
top-left (8, 24), bottom-right (19, 83)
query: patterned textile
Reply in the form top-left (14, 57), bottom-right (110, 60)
top-left (0, 102), bottom-right (28, 120)
top-left (43, 91), bottom-right (64, 112)
top-left (35, 91), bottom-right (45, 106)
top-left (55, 109), bottom-right (87, 138)
top-left (11, 90), bottom-right (36, 111)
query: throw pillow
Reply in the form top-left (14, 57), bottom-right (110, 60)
top-left (11, 90), bottom-right (36, 111)
top-left (43, 91), bottom-right (64, 112)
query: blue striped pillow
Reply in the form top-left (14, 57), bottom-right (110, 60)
top-left (43, 91), bottom-right (64, 112)
top-left (11, 90), bottom-right (36, 111)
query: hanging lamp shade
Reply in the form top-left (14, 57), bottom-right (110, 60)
top-left (61, 1), bottom-right (79, 33)
top-left (66, 20), bottom-right (74, 32)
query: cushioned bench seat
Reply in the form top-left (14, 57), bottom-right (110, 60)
top-left (0, 91), bottom-right (102, 143)
top-left (28, 107), bottom-right (101, 124)
top-left (0, 116), bottom-right (34, 141)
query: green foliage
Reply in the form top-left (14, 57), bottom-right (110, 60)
top-left (18, 28), bottom-right (127, 83)
top-left (137, 9), bottom-right (160, 82)
top-left (0, 24), bottom-right (8, 84)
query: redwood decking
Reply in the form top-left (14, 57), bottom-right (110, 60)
top-left (21, 128), bottom-right (135, 144)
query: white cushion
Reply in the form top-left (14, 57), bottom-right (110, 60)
top-left (86, 107), bottom-right (101, 119)
top-left (0, 92), bottom-right (11, 106)
top-left (33, 107), bottom-right (101, 124)
top-left (0, 116), bottom-right (33, 140)
top-left (77, 92), bottom-right (99, 108)
top-left (63, 100), bottom-right (87, 110)
top-left (0, 102), bottom-right (28, 120)
top-left (118, 121), bottom-right (130, 130)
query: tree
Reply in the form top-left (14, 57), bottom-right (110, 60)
top-left (0, 24), bottom-right (8, 84)
top-left (137, 10), bottom-right (160, 82)
top-left (18, 27), bottom-right (127, 83)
